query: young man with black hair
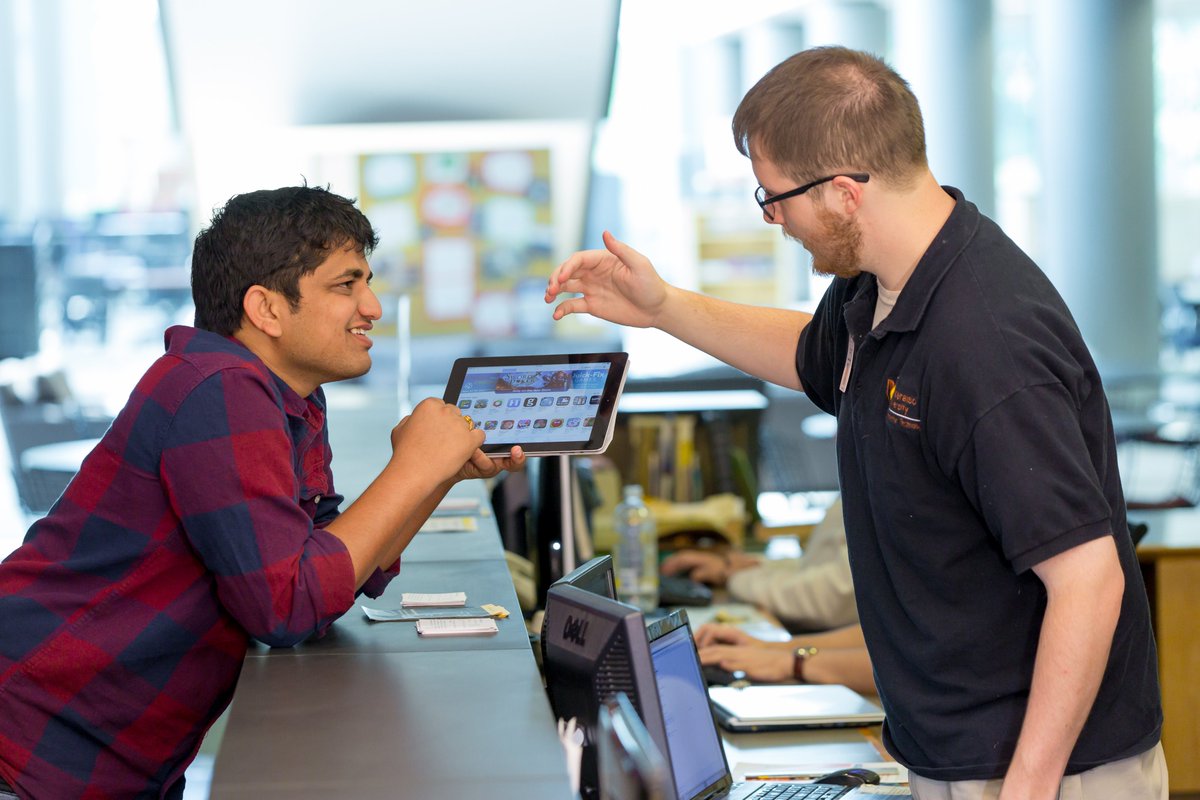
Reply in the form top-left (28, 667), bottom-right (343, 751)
top-left (546, 47), bottom-right (1164, 799)
top-left (0, 185), bottom-right (523, 798)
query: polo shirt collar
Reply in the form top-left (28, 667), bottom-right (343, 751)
top-left (869, 185), bottom-right (979, 335)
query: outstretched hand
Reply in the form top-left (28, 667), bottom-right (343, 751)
top-left (544, 230), bottom-right (669, 328)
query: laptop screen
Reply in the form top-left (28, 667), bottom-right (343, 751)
top-left (648, 623), bottom-right (730, 800)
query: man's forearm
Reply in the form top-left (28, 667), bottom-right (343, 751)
top-left (1000, 537), bottom-right (1124, 799)
top-left (326, 462), bottom-right (447, 587)
top-left (374, 479), bottom-right (452, 571)
top-left (656, 286), bottom-right (811, 390)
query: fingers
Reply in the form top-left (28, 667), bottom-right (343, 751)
top-left (693, 622), bottom-right (734, 648)
top-left (660, 550), bottom-right (717, 576)
top-left (545, 248), bottom-right (609, 300)
top-left (550, 296), bottom-right (589, 322)
top-left (499, 446), bottom-right (526, 471)
top-left (659, 551), bottom-right (693, 576)
top-left (602, 230), bottom-right (648, 269)
top-left (694, 623), bottom-right (751, 649)
top-left (602, 229), bottom-right (627, 259)
top-left (467, 448), bottom-right (499, 476)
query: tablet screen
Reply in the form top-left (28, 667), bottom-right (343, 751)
top-left (442, 352), bottom-right (629, 456)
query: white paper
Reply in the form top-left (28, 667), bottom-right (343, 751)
top-left (419, 516), bottom-right (478, 533)
top-left (402, 592), bottom-right (467, 607)
top-left (415, 617), bottom-right (498, 636)
top-left (435, 497), bottom-right (483, 513)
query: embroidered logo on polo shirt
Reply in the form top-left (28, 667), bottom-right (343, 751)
top-left (886, 377), bottom-right (921, 431)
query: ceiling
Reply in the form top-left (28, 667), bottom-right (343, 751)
top-left (159, 0), bottom-right (621, 131)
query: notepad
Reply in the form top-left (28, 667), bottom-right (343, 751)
top-left (415, 617), bottom-right (498, 637)
top-left (402, 592), bottom-right (466, 607)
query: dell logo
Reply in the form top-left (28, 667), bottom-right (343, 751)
top-left (563, 614), bottom-right (589, 647)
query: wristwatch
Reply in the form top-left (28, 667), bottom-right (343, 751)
top-left (793, 646), bottom-right (818, 682)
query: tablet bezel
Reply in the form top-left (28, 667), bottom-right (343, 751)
top-left (442, 352), bottom-right (629, 456)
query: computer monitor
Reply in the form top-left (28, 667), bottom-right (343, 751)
top-left (540, 554), bottom-right (618, 689)
top-left (541, 584), bottom-right (673, 800)
top-left (598, 693), bottom-right (671, 800)
top-left (540, 555), bottom-right (618, 682)
top-left (553, 554), bottom-right (616, 598)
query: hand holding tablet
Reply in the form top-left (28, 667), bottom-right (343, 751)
top-left (442, 352), bottom-right (629, 457)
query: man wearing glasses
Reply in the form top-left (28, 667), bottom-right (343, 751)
top-left (545, 47), bottom-right (1164, 799)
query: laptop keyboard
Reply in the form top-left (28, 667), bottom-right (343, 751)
top-left (742, 783), bottom-right (850, 800)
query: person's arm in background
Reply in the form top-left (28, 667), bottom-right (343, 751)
top-left (546, 231), bottom-right (811, 390)
top-left (725, 497), bottom-right (857, 631)
top-left (660, 549), bottom-right (763, 585)
top-left (997, 535), bottom-right (1124, 800)
top-left (694, 623), bottom-right (874, 694)
top-left (726, 557), bottom-right (858, 632)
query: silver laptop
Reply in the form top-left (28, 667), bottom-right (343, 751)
top-left (645, 614), bottom-right (865, 800)
top-left (708, 684), bottom-right (885, 733)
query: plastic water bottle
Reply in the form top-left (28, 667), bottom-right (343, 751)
top-left (613, 484), bottom-right (658, 611)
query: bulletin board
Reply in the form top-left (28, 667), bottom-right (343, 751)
top-left (358, 148), bottom-right (555, 337)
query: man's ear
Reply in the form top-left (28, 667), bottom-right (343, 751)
top-left (830, 174), bottom-right (865, 215)
top-left (242, 285), bottom-right (285, 338)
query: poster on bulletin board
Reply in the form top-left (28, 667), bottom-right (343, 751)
top-left (358, 149), bottom-right (555, 337)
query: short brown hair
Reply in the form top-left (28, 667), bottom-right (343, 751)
top-left (732, 46), bottom-right (927, 188)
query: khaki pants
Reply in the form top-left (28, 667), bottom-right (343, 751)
top-left (909, 742), bottom-right (1168, 800)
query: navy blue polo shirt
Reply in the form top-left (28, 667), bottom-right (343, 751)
top-left (797, 188), bottom-right (1161, 780)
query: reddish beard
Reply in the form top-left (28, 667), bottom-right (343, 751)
top-left (787, 204), bottom-right (863, 280)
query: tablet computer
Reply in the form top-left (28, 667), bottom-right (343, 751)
top-left (442, 352), bottom-right (629, 456)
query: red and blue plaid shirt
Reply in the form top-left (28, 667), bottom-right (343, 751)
top-left (0, 326), bottom-right (396, 799)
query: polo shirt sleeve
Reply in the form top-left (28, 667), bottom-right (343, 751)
top-left (954, 381), bottom-right (1113, 573)
top-left (161, 367), bottom-right (357, 647)
top-left (796, 281), bottom-right (845, 415)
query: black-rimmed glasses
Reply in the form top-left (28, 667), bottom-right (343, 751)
top-left (755, 173), bottom-right (870, 221)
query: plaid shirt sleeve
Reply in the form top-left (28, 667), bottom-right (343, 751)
top-left (161, 366), bottom-right (357, 646)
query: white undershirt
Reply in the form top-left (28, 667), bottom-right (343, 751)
top-left (873, 283), bottom-right (901, 329)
